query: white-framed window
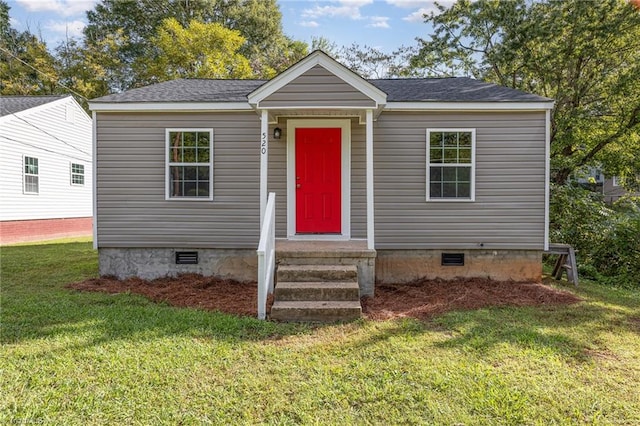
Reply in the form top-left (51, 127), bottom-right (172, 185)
top-left (166, 129), bottom-right (213, 200)
top-left (70, 163), bottom-right (85, 185)
top-left (612, 176), bottom-right (620, 187)
top-left (427, 129), bottom-right (476, 201)
top-left (23, 156), bottom-right (39, 194)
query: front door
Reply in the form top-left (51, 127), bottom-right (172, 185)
top-left (295, 128), bottom-right (341, 234)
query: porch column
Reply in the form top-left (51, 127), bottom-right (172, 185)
top-left (260, 110), bottom-right (268, 225)
top-left (366, 109), bottom-right (375, 250)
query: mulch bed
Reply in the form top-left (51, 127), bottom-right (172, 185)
top-left (67, 275), bottom-right (581, 321)
top-left (362, 277), bottom-right (581, 321)
top-left (68, 274), bottom-right (260, 317)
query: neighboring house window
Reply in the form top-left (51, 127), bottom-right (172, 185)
top-left (71, 163), bottom-right (85, 185)
top-left (166, 129), bottom-right (213, 199)
top-left (427, 129), bottom-right (475, 201)
top-left (612, 176), bottom-right (620, 187)
top-left (23, 156), bottom-right (39, 194)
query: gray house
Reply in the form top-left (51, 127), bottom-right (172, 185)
top-left (89, 51), bottom-right (553, 313)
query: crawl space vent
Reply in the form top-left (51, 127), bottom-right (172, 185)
top-left (441, 253), bottom-right (464, 266)
top-left (175, 251), bottom-right (198, 265)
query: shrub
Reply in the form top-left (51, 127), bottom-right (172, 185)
top-left (550, 185), bottom-right (640, 289)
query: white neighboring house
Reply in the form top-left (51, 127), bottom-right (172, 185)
top-left (0, 95), bottom-right (93, 244)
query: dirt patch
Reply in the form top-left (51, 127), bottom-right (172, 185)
top-left (361, 277), bottom-right (581, 321)
top-left (68, 275), bottom-right (581, 321)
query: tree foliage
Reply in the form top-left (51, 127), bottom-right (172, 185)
top-left (54, 32), bottom-right (124, 103)
top-left (141, 18), bottom-right (252, 81)
top-left (410, 0), bottom-right (640, 186)
top-left (0, 1), bottom-right (58, 95)
top-left (83, 0), bottom-right (306, 89)
top-left (550, 184), bottom-right (640, 288)
top-left (310, 37), bottom-right (414, 79)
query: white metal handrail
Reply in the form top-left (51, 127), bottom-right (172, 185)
top-left (257, 192), bottom-right (276, 320)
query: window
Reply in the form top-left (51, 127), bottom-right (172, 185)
top-left (23, 156), bottom-right (39, 194)
top-left (427, 129), bottom-right (475, 201)
top-left (166, 129), bottom-right (213, 199)
top-left (612, 176), bottom-right (620, 187)
top-left (71, 163), bottom-right (85, 185)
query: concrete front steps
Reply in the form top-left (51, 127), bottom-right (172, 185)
top-left (270, 264), bottom-right (362, 322)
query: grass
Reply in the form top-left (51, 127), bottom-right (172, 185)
top-left (1, 241), bottom-right (639, 425)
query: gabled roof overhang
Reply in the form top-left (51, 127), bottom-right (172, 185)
top-left (248, 50), bottom-right (387, 122)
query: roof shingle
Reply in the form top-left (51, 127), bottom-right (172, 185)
top-left (0, 95), bottom-right (68, 116)
top-left (89, 77), bottom-right (551, 104)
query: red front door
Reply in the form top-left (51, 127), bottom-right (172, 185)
top-left (295, 128), bottom-right (341, 234)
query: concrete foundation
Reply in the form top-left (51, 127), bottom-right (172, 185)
top-left (99, 247), bottom-right (542, 289)
top-left (99, 248), bottom-right (257, 281)
top-left (376, 249), bottom-right (542, 283)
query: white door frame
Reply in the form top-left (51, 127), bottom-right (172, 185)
top-left (286, 119), bottom-right (351, 240)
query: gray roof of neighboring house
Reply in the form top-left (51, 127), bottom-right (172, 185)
top-left (90, 77), bottom-right (551, 104)
top-left (0, 95), bottom-right (68, 116)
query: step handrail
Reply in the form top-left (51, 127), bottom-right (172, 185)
top-left (257, 192), bottom-right (276, 319)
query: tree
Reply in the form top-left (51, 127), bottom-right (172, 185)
top-left (338, 44), bottom-right (394, 79)
top-left (54, 32), bottom-right (124, 104)
top-left (308, 38), bottom-right (415, 79)
top-left (410, 0), bottom-right (640, 185)
top-left (140, 18), bottom-right (252, 81)
top-left (83, 0), bottom-right (306, 89)
top-left (310, 36), bottom-right (340, 57)
top-left (1, 1), bottom-right (59, 95)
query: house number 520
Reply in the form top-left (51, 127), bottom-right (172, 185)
top-left (261, 132), bottom-right (267, 155)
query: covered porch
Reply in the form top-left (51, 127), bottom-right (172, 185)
top-left (251, 51), bottom-right (387, 320)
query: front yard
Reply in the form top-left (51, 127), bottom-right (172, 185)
top-left (2, 240), bottom-right (639, 424)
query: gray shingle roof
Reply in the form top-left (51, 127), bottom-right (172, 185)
top-left (0, 95), bottom-right (68, 116)
top-left (91, 79), bottom-right (266, 103)
top-left (90, 77), bottom-right (551, 104)
top-left (370, 78), bottom-right (550, 102)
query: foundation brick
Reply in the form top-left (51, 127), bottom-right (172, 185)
top-left (0, 217), bottom-right (93, 245)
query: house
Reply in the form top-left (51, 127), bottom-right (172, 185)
top-left (575, 167), bottom-right (639, 203)
top-left (0, 95), bottom-right (93, 244)
top-left (603, 176), bottom-right (639, 204)
top-left (88, 51), bottom-right (553, 301)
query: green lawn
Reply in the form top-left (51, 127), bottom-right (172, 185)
top-left (1, 241), bottom-right (639, 425)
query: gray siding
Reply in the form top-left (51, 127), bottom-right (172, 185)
top-left (260, 65), bottom-right (376, 108)
top-left (374, 111), bottom-right (546, 250)
top-left (97, 110), bottom-right (546, 250)
top-left (351, 120), bottom-right (367, 238)
top-left (96, 112), bottom-right (261, 248)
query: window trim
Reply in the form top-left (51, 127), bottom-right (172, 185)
top-left (165, 128), bottom-right (214, 201)
top-left (70, 162), bottom-right (85, 186)
top-left (426, 128), bottom-right (476, 202)
top-left (612, 176), bottom-right (620, 187)
top-left (23, 155), bottom-right (39, 195)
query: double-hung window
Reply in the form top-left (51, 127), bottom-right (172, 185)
top-left (23, 156), bottom-right (39, 194)
top-left (71, 163), bottom-right (85, 185)
top-left (166, 129), bottom-right (213, 200)
top-left (427, 129), bottom-right (475, 201)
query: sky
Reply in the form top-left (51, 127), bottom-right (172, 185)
top-left (5, 0), bottom-right (450, 53)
